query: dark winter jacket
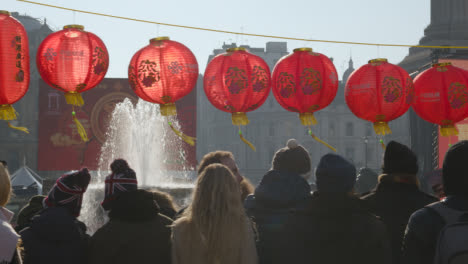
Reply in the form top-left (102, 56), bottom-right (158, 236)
top-left (284, 192), bottom-right (392, 264)
top-left (401, 196), bottom-right (468, 264)
top-left (244, 170), bottom-right (312, 264)
top-left (20, 207), bottom-right (89, 264)
top-left (89, 189), bottom-right (172, 264)
top-left (361, 174), bottom-right (437, 264)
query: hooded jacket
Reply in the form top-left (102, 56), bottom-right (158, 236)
top-left (20, 207), bottom-right (89, 264)
top-left (89, 190), bottom-right (172, 264)
top-left (361, 174), bottom-right (437, 264)
top-left (244, 170), bottom-right (311, 264)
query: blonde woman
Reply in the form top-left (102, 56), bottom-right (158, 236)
top-left (172, 164), bottom-right (258, 264)
top-left (0, 162), bottom-right (22, 264)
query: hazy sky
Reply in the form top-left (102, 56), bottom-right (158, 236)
top-left (4, 0), bottom-right (430, 78)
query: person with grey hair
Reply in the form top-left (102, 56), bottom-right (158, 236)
top-left (245, 139), bottom-right (313, 264)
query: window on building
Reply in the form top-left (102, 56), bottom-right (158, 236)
top-left (329, 122), bottom-right (336, 136)
top-left (345, 147), bottom-right (355, 163)
top-left (269, 122), bottom-right (275, 137)
top-left (346, 122), bottom-right (354, 136)
top-left (366, 123), bottom-right (373, 136)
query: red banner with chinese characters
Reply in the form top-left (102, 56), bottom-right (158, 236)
top-left (38, 78), bottom-right (196, 171)
top-left (438, 59), bottom-right (468, 167)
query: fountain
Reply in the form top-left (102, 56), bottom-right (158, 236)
top-left (80, 99), bottom-right (195, 234)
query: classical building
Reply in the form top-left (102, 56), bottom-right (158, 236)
top-left (197, 43), bottom-right (411, 184)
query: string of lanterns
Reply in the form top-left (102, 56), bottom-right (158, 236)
top-left (2, 11), bottom-right (468, 151)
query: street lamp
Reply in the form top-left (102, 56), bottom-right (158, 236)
top-left (362, 136), bottom-right (369, 168)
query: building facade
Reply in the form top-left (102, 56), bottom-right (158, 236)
top-left (197, 43), bottom-right (411, 184)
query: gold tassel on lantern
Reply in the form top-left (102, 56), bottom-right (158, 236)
top-left (440, 125), bottom-right (458, 137)
top-left (0, 105), bottom-right (29, 133)
top-left (72, 111), bottom-right (89, 142)
top-left (308, 129), bottom-right (337, 152)
top-left (300, 113), bottom-right (317, 126)
top-left (239, 129), bottom-right (256, 151)
top-left (65, 92), bottom-right (84, 106)
top-left (168, 121), bottom-right (196, 146)
top-left (232, 112), bottom-right (250, 126)
top-left (8, 122), bottom-right (29, 133)
top-left (161, 103), bottom-right (177, 116)
top-left (373, 122), bottom-right (392, 135)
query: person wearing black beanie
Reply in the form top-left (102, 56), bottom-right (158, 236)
top-left (362, 141), bottom-right (437, 264)
top-left (244, 139), bottom-right (312, 264)
top-left (283, 154), bottom-right (391, 264)
top-left (402, 140), bottom-right (468, 264)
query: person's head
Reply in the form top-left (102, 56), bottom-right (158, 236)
top-left (44, 168), bottom-right (91, 217)
top-left (198, 151), bottom-right (242, 183)
top-left (316, 153), bottom-right (356, 193)
top-left (16, 195), bottom-right (46, 230)
top-left (240, 177), bottom-right (255, 201)
top-left (272, 139), bottom-right (311, 179)
top-left (382, 141), bottom-right (418, 175)
top-left (102, 159), bottom-right (138, 211)
top-left (150, 190), bottom-right (178, 219)
top-left (182, 163), bottom-right (248, 263)
top-left (0, 163), bottom-right (11, 207)
top-left (443, 140), bottom-right (468, 197)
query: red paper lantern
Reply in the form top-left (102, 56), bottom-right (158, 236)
top-left (37, 24), bottom-right (109, 141)
top-left (272, 48), bottom-right (338, 126)
top-left (0, 10), bottom-right (30, 132)
top-left (128, 37), bottom-right (198, 116)
top-left (204, 47), bottom-right (271, 126)
top-left (413, 62), bottom-right (468, 136)
top-left (345, 58), bottom-right (413, 135)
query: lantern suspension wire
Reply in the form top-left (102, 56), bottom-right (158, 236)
top-left (16, 0), bottom-right (468, 50)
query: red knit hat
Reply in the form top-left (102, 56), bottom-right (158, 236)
top-left (101, 159), bottom-right (138, 211)
top-left (44, 168), bottom-right (91, 217)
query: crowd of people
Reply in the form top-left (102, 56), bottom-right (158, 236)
top-left (1, 139), bottom-right (467, 264)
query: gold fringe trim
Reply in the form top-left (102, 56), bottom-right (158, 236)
top-left (232, 112), bottom-right (249, 126)
top-left (299, 113), bottom-right (317, 126)
top-left (239, 130), bottom-right (256, 151)
top-left (169, 122), bottom-right (196, 146)
top-left (8, 122), bottom-right (29, 133)
top-left (65, 92), bottom-right (84, 106)
top-left (72, 113), bottom-right (89, 142)
top-left (440, 125), bottom-right (459, 137)
top-left (160, 103), bottom-right (177, 116)
top-left (308, 130), bottom-right (336, 152)
top-left (0, 105), bottom-right (17, 120)
top-left (373, 122), bottom-right (392, 135)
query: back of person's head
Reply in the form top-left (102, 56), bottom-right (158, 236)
top-left (316, 153), bottom-right (356, 193)
top-left (197, 151), bottom-right (234, 174)
top-left (16, 195), bottom-right (46, 230)
top-left (183, 163), bottom-right (248, 263)
top-left (272, 139), bottom-right (311, 177)
top-left (382, 141), bottom-right (418, 175)
top-left (443, 140), bottom-right (468, 197)
top-left (44, 168), bottom-right (91, 217)
top-left (0, 163), bottom-right (11, 207)
top-left (240, 178), bottom-right (254, 201)
top-left (102, 159), bottom-right (138, 211)
top-left (149, 189), bottom-right (178, 219)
